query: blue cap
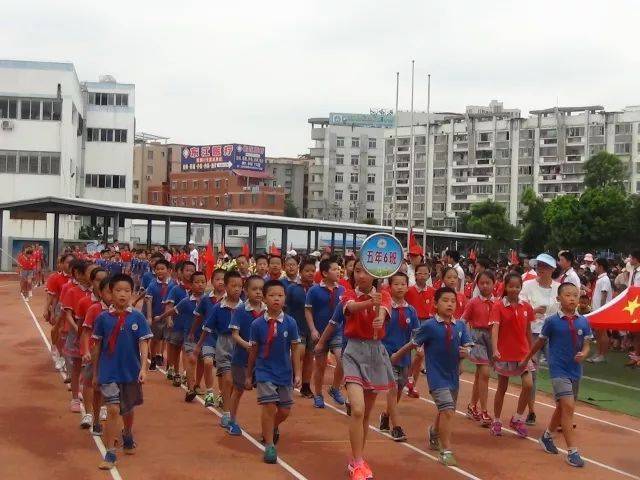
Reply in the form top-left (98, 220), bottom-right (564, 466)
top-left (530, 253), bottom-right (557, 269)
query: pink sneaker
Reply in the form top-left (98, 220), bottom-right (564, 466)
top-left (490, 419), bottom-right (502, 436)
top-left (70, 398), bottom-right (82, 413)
top-left (509, 416), bottom-right (528, 438)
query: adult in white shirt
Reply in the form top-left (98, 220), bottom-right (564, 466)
top-left (629, 250), bottom-right (640, 287)
top-left (557, 250), bottom-right (581, 289)
top-left (580, 253), bottom-right (596, 273)
top-left (188, 240), bottom-right (199, 270)
top-left (445, 249), bottom-right (465, 293)
top-left (519, 253), bottom-right (559, 424)
top-left (587, 258), bottom-right (613, 364)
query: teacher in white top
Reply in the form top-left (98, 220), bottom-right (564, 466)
top-left (188, 240), bottom-right (199, 270)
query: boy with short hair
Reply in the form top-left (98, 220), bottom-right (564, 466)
top-left (391, 286), bottom-right (473, 467)
top-left (245, 280), bottom-right (301, 464)
top-left (144, 259), bottom-right (175, 370)
top-left (255, 255), bottom-right (269, 278)
top-left (265, 255), bottom-right (284, 282)
top-left (92, 274), bottom-right (152, 470)
top-left (305, 258), bottom-right (346, 408)
top-left (521, 282), bottom-right (592, 468)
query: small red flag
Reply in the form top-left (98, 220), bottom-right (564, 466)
top-left (241, 242), bottom-right (250, 258)
top-left (469, 248), bottom-right (477, 262)
top-left (510, 249), bottom-right (520, 265)
top-left (270, 242), bottom-right (281, 256)
top-left (203, 241), bottom-right (216, 281)
top-left (408, 229), bottom-right (423, 257)
top-left (587, 286), bottom-right (640, 332)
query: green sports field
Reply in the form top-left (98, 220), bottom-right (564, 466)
top-left (463, 350), bottom-right (640, 418)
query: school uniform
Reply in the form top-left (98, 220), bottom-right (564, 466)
top-left (630, 265), bottom-right (640, 287)
top-left (461, 295), bottom-right (495, 365)
top-left (195, 294), bottom-right (221, 359)
top-left (145, 277), bottom-right (176, 341)
top-left (539, 313), bottom-right (593, 400)
top-left (341, 287), bottom-right (395, 392)
top-left (109, 260), bottom-right (124, 276)
top-left (383, 301), bottom-right (419, 390)
top-left (46, 271), bottom-right (71, 318)
top-left (92, 307), bottom-right (153, 414)
top-left (489, 298), bottom-right (535, 376)
top-left (17, 253), bottom-right (36, 279)
top-left (165, 282), bottom-right (190, 346)
top-left (405, 284), bottom-right (434, 322)
top-left (285, 282), bottom-right (313, 348)
top-left (305, 282), bottom-right (345, 353)
top-left (229, 301), bottom-right (266, 390)
top-left (591, 273), bottom-right (613, 311)
top-left (281, 275), bottom-right (300, 291)
top-left (250, 311), bottom-right (300, 407)
top-left (203, 297), bottom-right (242, 375)
top-left (413, 315), bottom-right (473, 411)
top-left (558, 267), bottom-right (581, 290)
top-left (175, 294), bottom-right (203, 355)
top-left (81, 299), bottom-right (108, 382)
top-left (62, 283), bottom-right (92, 359)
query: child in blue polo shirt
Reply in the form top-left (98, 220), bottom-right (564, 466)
top-left (144, 259), bottom-right (175, 371)
top-left (92, 274), bottom-right (152, 471)
top-left (285, 258), bottom-right (316, 398)
top-left (392, 286), bottom-right (472, 467)
top-left (380, 272), bottom-right (419, 442)
top-left (305, 258), bottom-right (346, 408)
top-left (246, 280), bottom-right (301, 464)
top-left (195, 270), bottom-right (243, 426)
top-left (520, 282), bottom-right (592, 468)
top-left (228, 275), bottom-right (266, 435)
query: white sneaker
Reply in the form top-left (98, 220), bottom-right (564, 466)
top-left (80, 413), bottom-right (93, 428)
top-left (100, 406), bottom-right (107, 421)
top-left (587, 355), bottom-right (606, 363)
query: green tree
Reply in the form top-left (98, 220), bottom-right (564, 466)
top-left (519, 187), bottom-right (549, 256)
top-left (629, 194), bottom-right (640, 249)
top-left (283, 197), bottom-right (299, 218)
top-left (78, 224), bottom-right (103, 240)
top-left (579, 186), bottom-right (631, 251)
top-left (464, 200), bottom-right (518, 255)
top-left (362, 217), bottom-right (378, 225)
top-left (544, 194), bottom-right (582, 250)
top-left (584, 151), bottom-right (627, 189)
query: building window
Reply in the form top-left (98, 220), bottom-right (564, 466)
top-left (114, 129), bottom-right (127, 142)
top-left (115, 93), bottom-right (129, 106)
top-left (146, 165), bottom-right (153, 175)
top-left (20, 99), bottom-right (41, 120)
top-left (350, 172), bottom-right (359, 183)
top-left (367, 173), bottom-right (375, 184)
top-left (351, 155), bottom-right (359, 166)
top-left (336, 137), bottom-right (344, 147)
top-left (349, 210), bottom-right (357, 220)
top-left (0, 98), bottom-right (18, 119)
top-left (215, 196), bottom-right (220, 206)
top-left (42, 99), bottom-right (62, 121)
top-left (203, 180), bottom-right (209, 190)
top-left (615, 143), bottom-right (631, 154)
top-left (335, 190), bottom-right (343, 201)
top-left (366, 191), bottom-right (375, 202)
top-left (193, 180), bottom-right (199, 190)
top-left (351, 137), bottom-right (360, 148)
top-left (367, 156), bottom-right (376, 166)
top-left (518, 165), bottom-right (533, 175)
top-left (615, 123), bottom-right (632, 135)
top-left (0, 150), bottom-right (59, 175)
top-left (171, 181), bottom-right (177, 190)
top-left (335, 172), bottom-right (343, 183)
top-left (181, 181), bottom-right (187, 190)
top-left (336, 154), bottom-right (344, 165)
top-left (479, 132), bottom-right (491, 142)
top-left (215, 180), bottom-right (221, 189)
top-left (152, 192), bottom-right (159, 203)
top-left (89, 92), bottom-right (129, 107)
top-left (366, 209), bottom-right (375, 219)
top-left (85, 174), bottom-right (126, 188)
top-left (147, 150), bottom-right (154, 160)
top-left (368, 138), bottom-right (376, 149)
top-left (87, 128), bottom-right (127, 142)
top-left (350, 191), bottom-right (358, 201)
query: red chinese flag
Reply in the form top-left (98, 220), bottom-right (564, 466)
top-left (469, 248), bottom-right (477, 262)
top-left (587, 286), bottom-right (640, 332)
top-left (408, 229), bottom-right (423, 257)
top-left (510, 249), bottom-right (520, 265)
top-left (241, 242), bottom-right (250, 258)
top-left (270, 242), bottom-right (281, 256)
top-left (203, 241), bottom-right (216, 281)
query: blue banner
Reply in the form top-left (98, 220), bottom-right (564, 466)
top-left (181, 144), bottom-right (265, 172)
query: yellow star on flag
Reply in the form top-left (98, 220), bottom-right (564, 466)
top-left (623, 296), bottom-right (640, 316)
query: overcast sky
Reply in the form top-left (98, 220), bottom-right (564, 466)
top-left (4, 1), bottom-right (639, 156)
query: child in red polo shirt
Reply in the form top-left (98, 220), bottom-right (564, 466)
top-left (404, 262), bottom-right (434, 398)
top-left (461, 270), bottom-right (496, 426)
top-left (440, 267), bottom-right (467, 319)
top-left (339, 260), bottom-right (393, 480)
top-left (17, 246), bottom-right (37, 299)
top-left (489, 272), bottom-right (535, 438)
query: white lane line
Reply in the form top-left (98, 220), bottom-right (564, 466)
top-left (458, 376), bottom-right (640, 435)
top-left (154, 365), bottom-right (308, 480)
top-left (412, 394), bottom-right (640, 480)
top-left (307, 391), bottom-right (483, 480)
top-left (21, 297), bottom-right (123, 480)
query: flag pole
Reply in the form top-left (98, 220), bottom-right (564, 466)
top-left (422, 73), bottom-right (431, 250)
top-left (407, 60), bottom-right (415, 251)
top-left (391, 71), bottom-right (399, 237)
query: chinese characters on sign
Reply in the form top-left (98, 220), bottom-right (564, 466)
top-left (359, 233), bottom-right (404, 278)
top-left (180, 144), bottom-right (266, 172)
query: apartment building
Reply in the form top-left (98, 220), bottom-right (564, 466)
top-left (265, 156), bottom-right (308, 216)
top-left (384, 101), bottom-right (640, 229)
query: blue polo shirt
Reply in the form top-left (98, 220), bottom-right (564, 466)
top-left (285, 283), bottom-right (312, 337)
top-left (203, 298), bottom-right (241, 337)
top-left (92, 308), bottom-right (153, 384)
top-left (230, 301), bottom-right (266, 367)
top-left (175, 295), bottom-right (202, 340)
top-left (329, 301), bottom-right (348, 349)
top-left (413, 317), bottom-right (472, 391)
top-left (540, 313), bottom-right (593, 380)
top-left (250, 312), bottom-right (300, 386)
top-left (145, 278), bottom-right (175, 317)
top-left (384, 303), bottom-right (420, 368)
top-left (281, 276), bottom-right (300, 291)
top-left (166, 283), bottom-right (189, 333)
top-left (305, 283), bottom-right (345, 333)
top-left (140, 271), bottom-right (156, 292)
top-left (109, 261), bottom-right (124, 276)
top-left (195, 294), bottom-right (221, 347)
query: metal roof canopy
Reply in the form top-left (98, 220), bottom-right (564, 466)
top-left (0, 196), bottom-right (486, 240)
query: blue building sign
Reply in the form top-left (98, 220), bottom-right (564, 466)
top-left (181, 144), bottom-right (266, 172)
top-left (329, 111), bottom-right (395, 129)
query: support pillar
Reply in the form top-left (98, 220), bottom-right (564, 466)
top-left (314, 229), bottom-right (319, 251)
top-left (306, 230), bottom-right (311, 253)
top-left (352, 232), bottom-right (357, 252)
top-left (341, 232), bottom-right (347, 253)
top-left (209, 221), bottom-right (215, 247)
top-left (164, 218), bottom-right (170, 247)
top-left (52, 213), bottom-right (60, 270)
top-left (281, 227), bottom-right (288, 256)
top-left (146, 218), bottom-right (152, 248)
top-left (102, 216), bottom-right (109, 246)
top-left (186, 220), bottom-right (192, 245)
top-left (113, 214), bottom-right (120, 242)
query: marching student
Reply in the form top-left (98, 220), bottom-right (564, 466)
top-left (45, 253), bottom-right (75, 371)
top-left (255, 254), bottom-right (269, 278)
top-left (281, 255), bottom-right (300, 290)
top-left (489, 272), bottom-right (535, 438)
top-left (17, 245), bottom-right (37, 299)
top-left (144, 259), bottom-right (175, 370)
top-left (245, 280), bottom-right (301, 464)
top-left (228, 275), bottom-right (266, 435)
top-left (520, 282), bottom-right (592, 468)
top-left (285, 258), bottom-right (316, 398)
top-left (265, 254), bottom-right (284, 283)
top-left (235, 254), bottom-right (252, 281)
top-left (440, 267), bottom-right (468, 319)
top-left (339, 260), bottom-right (393, 480)
top-left (379, 272), bottom-right (419, 442)
top-left (92, 274), bottom-right (152, 470)
top-left (195, 270), bottom-right (244, 426)
top-left (391, 286), bottom-right (473, 467)
top-left (461, 270), bottom-right (496, 427)
top-left (305, 258), bottom-right (346, 408)
top-left (404, 262), bottom-right (434, 398)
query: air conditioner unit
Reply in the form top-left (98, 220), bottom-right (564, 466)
top-left (1, 120), bottom-right (13, 131)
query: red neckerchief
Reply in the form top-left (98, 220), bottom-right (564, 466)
top-left (562, 313), bottom-right (578, 350)
top-left (159, 281), bottom-right (169, 298)
top-left (397, 306), bottom-right (408, 329)
top-left (324, 284), bottom-right (337, 310)
top-left (263, 316), bottom-right (279, 358)
top-left (444, 321), bottom-right (454, 352)
top-left (107, 311), bottom-right (127, 355)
